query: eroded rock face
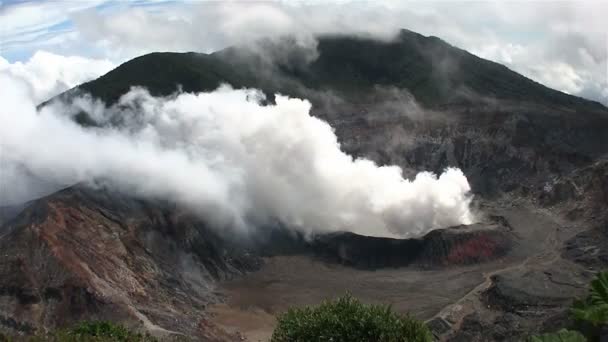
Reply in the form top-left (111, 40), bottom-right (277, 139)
top-left (0, 185), bottom-right (259, 339)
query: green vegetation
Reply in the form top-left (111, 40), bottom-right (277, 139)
top-left (569, 271), bottom-right (608, 340)
top-left (571, 271), bottom-right (608, 327)
top-left (270, 294), bottom-right (433, 342)
top-left (527, 329), bottom-right (586, 342)
top-left (1, 321), bottom-right (157, 342)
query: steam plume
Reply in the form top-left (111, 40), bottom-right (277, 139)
top-left (0, 76), bottom-right (473, 237)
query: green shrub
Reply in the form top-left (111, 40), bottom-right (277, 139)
top-left (568, 271), bottom-right (608, 341)
top-left (271, 294), bottom-right (433, 342)
top-left (29, 321), bottom-right (156, 342)
top-left (527, 329), bottom-right (586, 342)
top-left (571, 271), bottom-right (608, 327)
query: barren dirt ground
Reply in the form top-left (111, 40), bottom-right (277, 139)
top-left (208, 204), bottom-right (586, 341)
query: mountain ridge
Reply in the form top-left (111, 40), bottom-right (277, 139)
top-left (48, 29), bottom-right (606, 112)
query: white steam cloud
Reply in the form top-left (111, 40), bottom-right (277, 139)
top-left (0, 52), bottom-right (116, 205)
top-left (0, 51), bottom-right (115, 104)
top-left (0, 52), bottom-right (115, 205)
top-left (0, 75), bottom-right (473, 238)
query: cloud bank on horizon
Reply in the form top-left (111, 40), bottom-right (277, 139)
top-left (0, 0), bottom-right (606, 105)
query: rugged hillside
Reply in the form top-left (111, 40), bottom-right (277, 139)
top-left (0, 184), bottom-right (516, 338)
top-left (0, 185), bottom-right (259, 339)
top-left (542, 158), bottom-right (608, 268)
top-left (0, 203), bottom-right (26, 227)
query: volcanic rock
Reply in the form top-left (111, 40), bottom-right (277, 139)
top-left (310, 221), bottom-right (512, 269)
top-left (0, 185), bottom-right (259, 339)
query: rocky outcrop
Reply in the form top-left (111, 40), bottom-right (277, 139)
top-left (310, 221), bottom-right (513, 269)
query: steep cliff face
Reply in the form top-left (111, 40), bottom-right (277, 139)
top-left (0, 185), bottom-right (259, 339)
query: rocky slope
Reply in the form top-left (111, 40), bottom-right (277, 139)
top-left (545, 158), bottom-right (608, 269)
top-left (0, 185), bottom-right (259, 339)
top-left (430, 159), bottom-right (608, 341)
top-left (0, 184), bottom-right (517, 338)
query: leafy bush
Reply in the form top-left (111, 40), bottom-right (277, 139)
top-left (29, 321), bottom-right (156, 342)
top-left (568, 271), bottom-right (608, 341)
top-left (571, 271), bottom-right (608, 327)
top-left (527, 329), bottom-right (586, 342)
top-left (271, 294), bottom-right (433, 342)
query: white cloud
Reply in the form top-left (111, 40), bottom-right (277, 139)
top-left (0, 51), bottom-right (115, 205)
top-left (0, 1), bottom-right (104, 54)
top-left (531, 62), bottom-right (585, 95)
top-left (0, 51), bottom-right (115, 103)
top-left (0, 77), bottom-right (473, 237)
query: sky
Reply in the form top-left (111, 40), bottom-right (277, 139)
top-left (0, 0), bottom-right (607, 105)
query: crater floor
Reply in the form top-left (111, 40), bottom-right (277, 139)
top-left (208, 203), bottom-right (593, 341)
